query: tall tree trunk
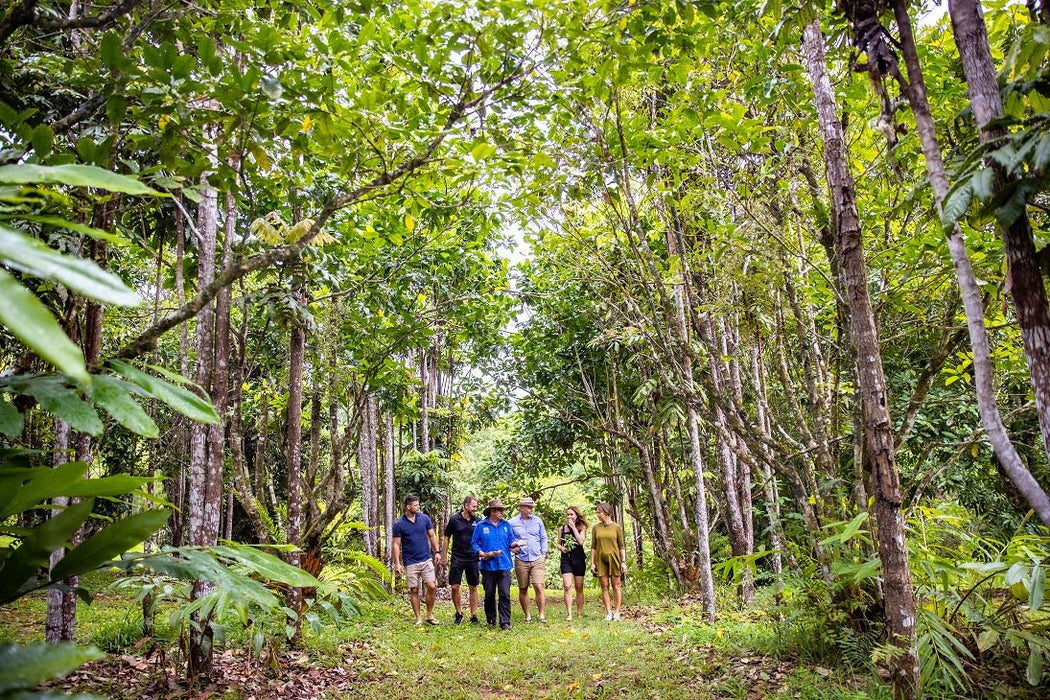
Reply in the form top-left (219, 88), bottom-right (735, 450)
top-left (751, 343), bottom-right (785, 578)
top-left (171, 195), bottom-right (188, 548)
top-left (187, 157), bottom-right (222, 679)
top-left (358, 392), bottom-right (379, 558)
top-left (803, 18), bottom-right (919, 698)
top-left (285, 290), bottom-right (307, 622)
top-left (45, 419), bottom-right (74, 643)
top-left (949, 0), bottom-right (1050, 462)
top-left (419, 348), bottom-right (430, 454)
top-left (383, 410), bottom-right (396, 571)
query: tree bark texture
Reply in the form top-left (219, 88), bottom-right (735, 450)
top-left (803, 18), bottom-right (919, 698)
top-left (384, 410), bottom-right (396, 570)
top-left (285, 293), bottom-right (307, 618)
top-left (358, 392), bottom-right (380, 558)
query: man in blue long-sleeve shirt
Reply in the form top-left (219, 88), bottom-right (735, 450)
top-left (471, 499), bottom-right (518, 629)
top-left (509, 496), bottom-right (548, 622)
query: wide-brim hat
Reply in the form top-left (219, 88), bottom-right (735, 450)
top-left (518, 496), bottom-right (536, 508)
top-left (483, 499), bottom-right (507, 516)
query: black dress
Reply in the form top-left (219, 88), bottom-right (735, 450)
top-left (558, 524), bottom-right (587, 576)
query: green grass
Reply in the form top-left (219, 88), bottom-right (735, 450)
top-left (0, 578), bottom-right (904, 698)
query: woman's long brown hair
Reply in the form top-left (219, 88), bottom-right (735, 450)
top-left (566, 505), bottom-right (588, 530)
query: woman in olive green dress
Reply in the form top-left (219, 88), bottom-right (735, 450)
top-left (590, 502), bottom-right (626, 621)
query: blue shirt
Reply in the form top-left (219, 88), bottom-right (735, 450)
top-left (508, 513), bottom-right (548, 562)
top-left (471, 517), bottom-right (516, 571)
top-left (392, 513), bottom-right (434, 566)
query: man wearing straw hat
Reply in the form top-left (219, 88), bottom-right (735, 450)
top-left (471, 498), bottom-right (518, 629)
top-left (509, 496), bottom-right (549, 623)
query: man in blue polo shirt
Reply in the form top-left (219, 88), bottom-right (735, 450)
top-left (391, 494), bottom-right (442, 626)
top-left (471, 498), bottom-right (518, 630)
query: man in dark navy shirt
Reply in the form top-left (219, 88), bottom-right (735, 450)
top-left (442, 495), bottom-right (480, 624)
top-left (391, 494), bottom-right (442, 625)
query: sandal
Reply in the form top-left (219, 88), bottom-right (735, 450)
top-left (425, 618), bottom-right (440, 626)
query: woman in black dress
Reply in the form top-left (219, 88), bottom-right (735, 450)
top-left (556, 506), bottom-right (588, 620)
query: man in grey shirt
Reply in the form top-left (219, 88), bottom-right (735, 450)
top-left (509, 496), bottom-right (548, 622)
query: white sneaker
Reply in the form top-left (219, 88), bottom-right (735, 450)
top-left (613, 611), bottom-right (621, 621)
top-left (604, 612), bottom-right (613, 621)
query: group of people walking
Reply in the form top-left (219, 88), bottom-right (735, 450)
top-left (391, 494), bottom-right (627, 629)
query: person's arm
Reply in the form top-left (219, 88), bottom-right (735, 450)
top-left (428, 521), bottom-right (442, 565)
top-left (590, 527), bottom-right (597, 572)
top-left (392, 537), bottom-right (403, 575)
top-left (472, 521), bottom-right (491, 560)
top-left (441, 519), bottom-right (453, 560)
top-left (573, 524), bottom-right (586, 546)
top-left (555, 526), bottom-right (567, 553)
top-left (618, 525), bottom-right (626, 570)
top-left (539, 517), bottom-right (548, 556)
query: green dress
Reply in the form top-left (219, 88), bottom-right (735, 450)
top-left (591, 521), bottom-right (625, 577)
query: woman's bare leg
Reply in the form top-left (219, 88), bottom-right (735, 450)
top-left (561, 572), bottom-right (574, 620)
top-left (574, 575), bottom-right (585, 617)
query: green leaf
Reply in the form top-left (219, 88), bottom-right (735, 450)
top-left (0, 269), bottom-right (88, 385)
top-left (8, 215), bottom-right (128, 245)
top-left (941, 181), bottom-right (973, 232)
top-left (1033, 134), bottom-right (1050, 172)
top-left (11, 376), bottom-right (101, 436)
top-left (0, 499), bottom-right (94, 604)
top-left (108, 361), bottom-right (219, 425)
top-left (106, 96), bottom-right (127, 126)
top-left (1006, 561), bottom-right (1028, 586)
top-left (0, 642), bottom-right (104, 693)
top-left (0, 164), bottom-right (161, 195)
top-left (210, 545), bottom-right (321, 588)
top-left (30, 124), bottom-right (54, 158)
top-left (0, 225), bottom-right (141, 307)
top-left (977, 629), bottom-right (999, 652)
top-left (1029, 565), bottom-right (1045, 611)
top-left (994, 184), bottom-right (1028, 228)
top-left (86, 375), bottom-right (158, 437)
top-left (0, 398), bottom-right (24, 438)
top-left (1027, 644), bottom-right (1044, 686)
top-left (470, 142), bottom-right (497, 161)
top-left (52, 509), bottom-right (170, 580)
top-left (0, 462), bottom-right (88, 521)
top-left (100, 31), bottom-right (123, 70)
top-left (970, 167), bottom-right (995, 203)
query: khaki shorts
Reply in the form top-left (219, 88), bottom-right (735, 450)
top-left (514, 555), bottom-right (546, 589)
top-left (406, 559), bottom-right (436, 589)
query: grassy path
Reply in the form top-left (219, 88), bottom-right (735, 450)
top-left (2, 581), bottom-right (893, 698)
top-left (312, 591), bottom-right (883, 699)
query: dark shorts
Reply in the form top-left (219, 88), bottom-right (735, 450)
top-left (560, 553), bottom-right (586, 577)
top-left (449, 556), bottom-right (479, 586)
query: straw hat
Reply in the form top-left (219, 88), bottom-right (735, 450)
top-left (517, 496), bottom-right (536, 508)
top-left (483, 498), bottom-right (507, 516)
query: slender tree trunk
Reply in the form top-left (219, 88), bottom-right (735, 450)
top-left (187, 162), bottom-right (221, 679)
top-left (285, 291), bottom-right (307, 622)
top-left (419, 348), bottom-right (430, 454)
top-left (751, 344), bottom-right (785, 578)
top-left (803, 18), bottom-right (919, 698)
top-left (384, 410), bottom-right (395, 571)
top-left (358, 392), bottom-right (379, 558)
top-left (171, 195), bottom-right (188, 548)
top-left (45, 419), bottom-right (73, 643)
